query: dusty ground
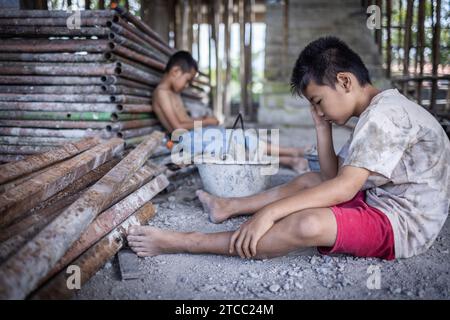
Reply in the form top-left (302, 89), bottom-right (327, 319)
top-left (75, 124), bottom-right (450, 300)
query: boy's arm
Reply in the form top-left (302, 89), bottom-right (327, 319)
top-left (229, 165), bottom-right (370, 257)
top-left (156, 90), bottom-right (218, 130)
top-left (311, 106), bottom-right (338, 180)
top-left (261, 165), bottom-right (369, 221)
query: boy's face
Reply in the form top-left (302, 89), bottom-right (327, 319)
top-left (170, 67), bottom-right (197, 93)
top-left (303, 74), bottom-right (357, 126)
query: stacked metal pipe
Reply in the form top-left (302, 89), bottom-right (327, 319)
top-left (0, 133), bottom-right (170, 299)
top-left (0, 8), bottom-right (211, 163)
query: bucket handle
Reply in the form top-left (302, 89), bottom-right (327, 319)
top-left (222, 112), bottom-right (248, 160)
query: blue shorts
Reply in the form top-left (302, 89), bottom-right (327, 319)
top-left (172, 125), bottom-right (258, 157)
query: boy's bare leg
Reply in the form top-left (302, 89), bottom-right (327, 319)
top-left (127, 207), bottom-right (337, 258)
top-left (265, 143), bottom-right (311, 157)
top-left (196, 171), bottom-right (323, 223)
top-left (279, 156), bottom-right (309, 173)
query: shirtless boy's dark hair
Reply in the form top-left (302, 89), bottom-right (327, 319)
top-left (164, 50), bottom-right (198, 74)
top-left (290, 36), bottom-right (371, 96)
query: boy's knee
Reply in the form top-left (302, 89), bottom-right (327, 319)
top-left (296, 212), bottom-right (324, 240)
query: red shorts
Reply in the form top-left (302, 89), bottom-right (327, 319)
top-left (318, 191), bottom-right (395, 260)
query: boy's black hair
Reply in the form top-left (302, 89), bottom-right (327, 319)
top-left (290, 36), bottom-right (371, 96)
top-left (164, 50), bottom-right (198, 74)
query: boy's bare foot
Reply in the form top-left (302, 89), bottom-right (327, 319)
top-left (291, 157), bottom-right (309, 174)
top-left (127, 225), bottom-right (178, 257)
top-left (195, 189), bottom-right (233, 224)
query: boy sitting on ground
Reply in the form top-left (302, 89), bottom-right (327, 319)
top-left (152, 50), bottom-right (311, 172)
top-left (128, 37), bottom-right (449, 261)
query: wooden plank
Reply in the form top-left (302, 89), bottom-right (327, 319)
top-left (30, 202), bottom-right (156, 300)
top-left (0, 131), bottom-right (163, 299)
top-left (0, 138), bottom-right (124, 228)
top-left (0, 137), bottom-right (100, 185)
top-left (44, 173), bottom-right (168, 281)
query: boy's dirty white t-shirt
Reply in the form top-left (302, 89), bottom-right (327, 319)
top-left (338, 89), bottom-right (450, 259)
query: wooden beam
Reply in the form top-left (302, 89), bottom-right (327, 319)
top-left (0, 138), bottom-right (124, 228)
top-left (0, 131), bottom-right (164, 300)
top-left (45, 174), bottom-right (169, 282)
top-left (0, 137), bottom-right (100, 185)
top-left (30, 202), bottom-right (156, 300)
top-left (431, 0), bottom-right (441, 112)
top-left (239, 0), bottom-right (246, 116)
top-left (416, 0), bottom-right (425, 104)
top-left (223, 0), bottom-right (233, 120)
top-left (402, 0), bottom-right (414, 93)
top-left (386, 0), bottom-right (392, 78)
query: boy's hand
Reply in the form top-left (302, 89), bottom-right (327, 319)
top-left (229, 211), bottom-right (274, 258)
top-left (310, 106), bottom-right (330, 130)
top-left (203, 117), bottom-right (219, 126)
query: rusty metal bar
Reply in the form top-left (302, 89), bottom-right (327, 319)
top-left (0, 102), bottom-right (127, 113)
top-left (0, 53), bottom-right (105, 63)
top-left (100, 75), bottom-right (151, 89)
top-left (115, 104), bottom-right (153, 113)
top-left (0, 132), bottom-right (163, 299)
top-left (0, 62), bottom-right (118, 76)
top-left (107, 52), bottom-right (162, 76)
top-left (108, 45), bottom-right (166, 71)
top-left (0, 39), bottom-right (110, 53)
top-left (106, 119), bottom-right (159, 131)
top-left (116, 62), bottom-right (161, 86)
top-left (101, 84), bottom-right (152, 97)
top-left (0, 119), bottom-right (114, 130)
top-left (0, 94), bottom-right (149, 104)
top-left (114, 16), bottom-right (170, 61)
top-left (0, 127), bottom-right (110, 139)
top-left (0, 159), bottom-right (121, 262)
top-left (0, 85), bottom-right (105, 95)
top-left (0, 76), bottom-right (104, 85)
top-left (0, 164), bottom-right (51, 194)
top-left (0, 138), bottom-right (124, 228)
top-left (108, 32), bottom-right (162, 63)
top-left (114, 6), bottom-right (173, 54)
top-left (0, 10), bottom-right (116, 19)
top-left (0, 154), bottom-right (25, 163)
top-left (0, 137), bottom-right (100, 185)
top-left (0, 136), bottom-right (77, 146)
top-left (0, 17), bottom-right (109, 26)
top-left (0, 111), bottom-right (149, 122)
top-left (46, 173), bottom-right (169, 280)
top-left (30, 202), bottom-right (156, 300)
top-left (0, 26), bottom-right (110, 37)
top-left (0, 144), bottom-right (55, 155)
top-left (117, 126), bottom-right (156, 139)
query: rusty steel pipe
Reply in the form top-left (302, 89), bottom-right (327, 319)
top-left (0, 17), bottom-right (109, 26)
top-left (0, 39), bottom-right (110, 53)
top-left (0, 132), bottom-right (162, 299)
top-left (45, 173), bottom-right (169, 281)
top-left (0, 119), bottom-right (113, 130)
top-left (0, 102), bottom-right (127, 113)
top-left (0, 10), bottom-right (116, 19)
top-left (0, 127), bottom-right (110, 139)
top-left (0, 76), bottom-right (104, 85)
top-left (101, 84), bottom-right (152, 97)
top-left (30, 202), bottom-right (156, 300)
top-left (0, 53), bottom-right (105, 63)
top-left (0, 26), bottom-right (110, 37)
top-left (0, 85), bottom-right (105, 95)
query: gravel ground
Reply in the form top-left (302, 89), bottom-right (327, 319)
top-left (75, 125), bottom-right (450, 300)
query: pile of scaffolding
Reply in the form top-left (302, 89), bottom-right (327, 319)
top-left (0, 132), bottom-right (171, 299)
top-left (0, 8), bottom-right (210, 163)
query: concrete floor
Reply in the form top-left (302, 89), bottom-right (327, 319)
top-left (75, 124), bottom-right (450, 300)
